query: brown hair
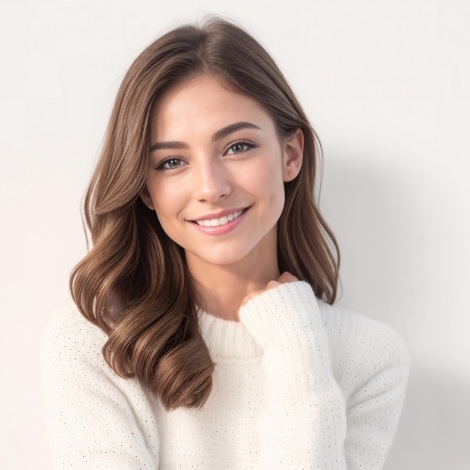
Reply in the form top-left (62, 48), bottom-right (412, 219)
top-left (70, 17), bottom-right (340, 410)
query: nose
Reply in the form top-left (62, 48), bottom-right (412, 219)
top-left (193, 158), bottom-right (231, 203)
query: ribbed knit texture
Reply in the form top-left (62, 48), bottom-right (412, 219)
top-left (41, 282), bottom-right (409, 469)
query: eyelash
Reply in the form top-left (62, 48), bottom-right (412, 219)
top-left (155, 157), bottom-right (185, 171)
top-left (225, 141), bottom-right (257, 155)
top-left (155, 141), bottom-right (257, 171)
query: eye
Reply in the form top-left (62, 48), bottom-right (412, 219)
top-left (225, 141), bottom-right (256, 155)
top-left (156, 157), bottom-right (186, 171)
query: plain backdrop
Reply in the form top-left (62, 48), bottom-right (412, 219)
top-left (1, 0), bottom-right (469, 469)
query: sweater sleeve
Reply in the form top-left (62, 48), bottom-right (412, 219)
top-left (40, 305), bottom-right (160, 469)
top-left (327, 306), bottom-right (410, 469)
top-left (238, 281), bottom-right (408, 469)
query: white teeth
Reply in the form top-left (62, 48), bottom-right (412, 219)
top-left (196, 209), bottom-right (243, 227)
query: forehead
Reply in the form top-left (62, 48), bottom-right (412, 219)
top-left (150, 75), bottom-right (275, 140)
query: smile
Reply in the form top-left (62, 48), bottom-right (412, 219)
top-left (195, 209), bottom-right (244, 227)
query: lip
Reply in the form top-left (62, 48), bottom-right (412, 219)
top-left (189, 207), bottom-right (249, 222)
top-left (189, 207), bottom-right (250, 235)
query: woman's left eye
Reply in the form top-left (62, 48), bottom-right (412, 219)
top-left (225, 142), bottom-right (255, 155)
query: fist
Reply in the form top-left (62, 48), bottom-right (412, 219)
top-left (241, 272), bottom-right (299, 306)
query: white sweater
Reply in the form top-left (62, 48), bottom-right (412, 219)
top-left (41, 282), bottom-right (409, 469)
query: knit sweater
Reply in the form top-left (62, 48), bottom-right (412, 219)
top-left (41, 282), bottom-right (409, 469)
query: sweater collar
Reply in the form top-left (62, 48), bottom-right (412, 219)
top-left (197, 310), bottom-right (263, 361)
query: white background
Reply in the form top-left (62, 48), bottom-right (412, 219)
top-left (1, 1), bottom-right (469, 469)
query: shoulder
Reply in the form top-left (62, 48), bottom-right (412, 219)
top-left (41, 301), bottom-right (108, 369)
top-left (317, 301), bottom-right (409, 398)
top-left (40, 301), bottom-right (124, 401)
top-left (40, 301), bottom-right (159, 425)
top-left (40, 305), bottom-right (161, 467)
top-left (42, 301), bottom-right (106, 341)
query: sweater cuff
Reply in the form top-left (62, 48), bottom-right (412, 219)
top-left (239, 281), bottom-right (334, 395)
top-left (238, 281), bottom-right (323, 349)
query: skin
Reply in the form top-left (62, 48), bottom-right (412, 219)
top-left (141, 75), bottom-right (303, 320)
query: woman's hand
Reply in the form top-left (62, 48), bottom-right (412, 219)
top-left (241, 272), bottom-right (299, 307)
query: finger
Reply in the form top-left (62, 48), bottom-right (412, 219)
top-left (240, 274), bottom-right (298, 307)
top-left (240, 289), bottom-right (263, 306)
top-left (241, 280), bottom-right (280, 306)
top-left (276, 272), bottom-right (298, 284)
top-left (265, 280), bottom-right (281, 290)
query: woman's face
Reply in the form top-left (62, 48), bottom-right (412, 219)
top-left (142, 75), bottom-right (303, 274)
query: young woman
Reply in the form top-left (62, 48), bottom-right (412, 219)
top-left (42, 17), bottom-right (409, 469)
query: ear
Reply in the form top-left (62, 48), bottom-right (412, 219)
top-left (282, 129), bottom-right (304, 182)
top-left (140, 187), bottom-right (155, 210)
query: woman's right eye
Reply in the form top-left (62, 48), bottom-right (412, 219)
top-left (156, 157), bottom-right (185, 171)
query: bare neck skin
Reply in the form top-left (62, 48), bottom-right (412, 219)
top-left (187, 228), bottom-right (280, 321)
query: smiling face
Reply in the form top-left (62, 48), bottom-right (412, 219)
top-left (141, 75), bottom-right (303, 279)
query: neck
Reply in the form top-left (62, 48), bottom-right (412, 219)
top-left (188, 254), bottom-right (280, 322)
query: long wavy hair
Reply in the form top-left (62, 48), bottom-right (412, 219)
top-left (70, 17), bottom-right (340, 410)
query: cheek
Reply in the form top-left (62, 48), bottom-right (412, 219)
top-left (269, 184), bottom-right (285, 219)
top-left (249, 154), bottom-right (285, 207)
top-left (148, 181), bottom-right (183, 228)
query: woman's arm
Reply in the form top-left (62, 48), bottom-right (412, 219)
top-left (40, 305), bottom-right (160, 469)
top-left (239, 281), bottom-right (408, 469)
top-left (327, 305), bottom-right (410, 468)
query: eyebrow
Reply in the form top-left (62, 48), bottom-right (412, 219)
top-left (149, 121), bottom-right (261, 152)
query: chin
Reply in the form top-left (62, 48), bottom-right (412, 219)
top-left (201, 253), bottom-right (249, 267)
top-left (186, 246), bottom-right (255, 268)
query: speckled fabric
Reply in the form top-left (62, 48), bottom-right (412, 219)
top-left (41, 282), bottom-right (409, 469)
